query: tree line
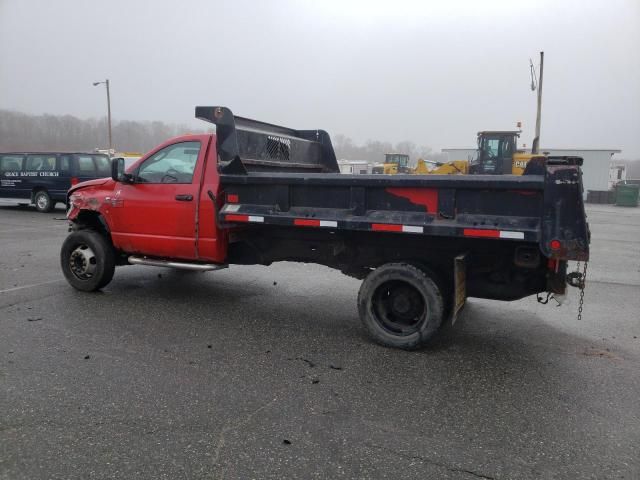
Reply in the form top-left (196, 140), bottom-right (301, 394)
top-left (333, 134), bottom-right (449, 165)
top-left (0, 110), bottom-right (450, 165)
top-left (0, 110), bottom-right (206, 153)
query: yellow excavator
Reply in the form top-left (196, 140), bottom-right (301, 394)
top-left (376, 130), bottom-right (540, 176)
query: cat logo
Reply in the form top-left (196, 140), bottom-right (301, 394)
top-left (514, 160), bottom-right (529, 169)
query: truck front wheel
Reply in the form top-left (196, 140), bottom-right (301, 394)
top-left (60, 230), bottom-right (116, 292)
top-left (358, 263), bottom-right (444, 349)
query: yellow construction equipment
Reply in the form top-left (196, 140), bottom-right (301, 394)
top-left (378, 153), bottom-right (411, 174)
top-left (375, 130), bottom-right (540, 176)
top-left (375, 153), bottom-right (470, 175)
top-left (469, 130), bottom-right (539, 175)
top-left (419, 158), bottom-right (470, 175)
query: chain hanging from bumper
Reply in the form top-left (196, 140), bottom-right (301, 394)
top-left (576, 261), bottom-right (588, 321)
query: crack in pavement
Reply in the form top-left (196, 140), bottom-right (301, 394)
top-left (210, 396), bottom-right (279, 480)
top-left (364, 442), bottom-right (496, 479)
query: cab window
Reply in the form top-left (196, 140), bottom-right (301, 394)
top-left (0, 155), bottom-right (24, 172)
top-left (26, 155), bottom-right (56, 171)
top-left (137, 141), bottom-right (200, 184)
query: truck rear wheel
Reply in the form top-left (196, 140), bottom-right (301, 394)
top-left (357, 263), bottom-right (444, 349)
top-left (60, 230), bottom-right (115, 292)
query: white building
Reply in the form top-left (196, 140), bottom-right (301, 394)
top-left (338, 160), bottom-right (372, 175)
top-left (442, 147), bottom-right (621, 195)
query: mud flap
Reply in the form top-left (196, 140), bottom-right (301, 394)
top-left (452, 253), bottom-right (468, 325)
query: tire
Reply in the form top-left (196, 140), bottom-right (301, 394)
top-left (34, 190), bottom-right (53, 213)
top-left (357, 263), bottom-right (444, 350)
top-left (60, 230), bottom-right (116, 291)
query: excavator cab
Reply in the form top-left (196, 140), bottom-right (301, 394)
top-left (383, 153), bottom-right (411, 174)
top-left (470, 131), bottom-right (519, 175)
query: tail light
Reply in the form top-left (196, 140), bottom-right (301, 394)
top-left (549, 239), bottom-right (562, 251)
top-left (70, 177), bottom-right (79, 186)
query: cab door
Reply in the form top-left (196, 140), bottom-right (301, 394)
top-left (108, 138), bottom-right (209, 260)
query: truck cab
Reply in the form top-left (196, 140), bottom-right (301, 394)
top-left (67, 134), bottom-right (226, 262)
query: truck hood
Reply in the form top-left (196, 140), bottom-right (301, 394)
top-left (68, 177), bottom-right (112, 194)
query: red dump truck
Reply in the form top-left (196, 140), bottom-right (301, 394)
top-left (61, 106), bottom-right (589, 349)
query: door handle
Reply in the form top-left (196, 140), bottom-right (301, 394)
top-left (175, 194), bottom-right (193, 201)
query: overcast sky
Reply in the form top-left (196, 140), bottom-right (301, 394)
top-left (1, 0), bottom-right (639, 156)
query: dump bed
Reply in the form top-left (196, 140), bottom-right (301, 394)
top-left (197, 106), bottom-right (589, 262)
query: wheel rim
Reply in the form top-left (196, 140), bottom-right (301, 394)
top-left (371, 280), bottom-right (427, 336)
top-left (69, 244), bottom-right (97, 280)
top-left (36, 194), bottom-right (48, 210)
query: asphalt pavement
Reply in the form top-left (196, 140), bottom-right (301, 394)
top-left (1, 203), bottom-right (639, 479)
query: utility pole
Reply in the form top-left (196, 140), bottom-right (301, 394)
top-left (531, 52), bottom-right (544, 154)
top-left (93, 79), bottom-right (113, 154)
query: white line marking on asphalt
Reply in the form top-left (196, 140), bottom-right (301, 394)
top-left (0, 279), bottom-right (64, 294)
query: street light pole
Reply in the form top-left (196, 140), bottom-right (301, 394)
top-left (93, 79), bottom-right (112, 154)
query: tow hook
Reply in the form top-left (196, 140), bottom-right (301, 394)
top-left (566, 271), bottom-right (585, 288)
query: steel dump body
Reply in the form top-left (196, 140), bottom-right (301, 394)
top-left (220, 172), bottom-right (545, 243)
top-left (205, 103), bottom-right (588, 264)
top-left (217, 169), bottom-right (588, 299)
top-left (223, 171), bottom-right (587, 258)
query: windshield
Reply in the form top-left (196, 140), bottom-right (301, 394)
top-left (385, 154), bottom-right (409, 167)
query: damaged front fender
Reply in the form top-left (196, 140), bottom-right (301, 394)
top-left (66, 179), bottom-right (116, 222)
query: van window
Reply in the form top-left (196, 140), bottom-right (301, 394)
top-left (26, 155), bottom-right (56, 171)
top-left (77, 155), bottom-right (96, 174)
top-left (0, 155), bottom-right (24, 172)
top-left (93, 155), bottom-right (111, 176)
top-left (59, 155), bottom-right (71, 173)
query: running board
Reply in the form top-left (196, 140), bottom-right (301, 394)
top-left (128, 256), bottom-right (227, 271)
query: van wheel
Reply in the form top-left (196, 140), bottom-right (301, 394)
top-left (34, 190), bottom-right (53, 213)
top-left (357, 263), bottom-right (444, 349)
top-left (60, 230), bottom-right (115, 291)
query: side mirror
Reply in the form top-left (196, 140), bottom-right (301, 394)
top-left (111, 157), bottom-right (132, 183)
